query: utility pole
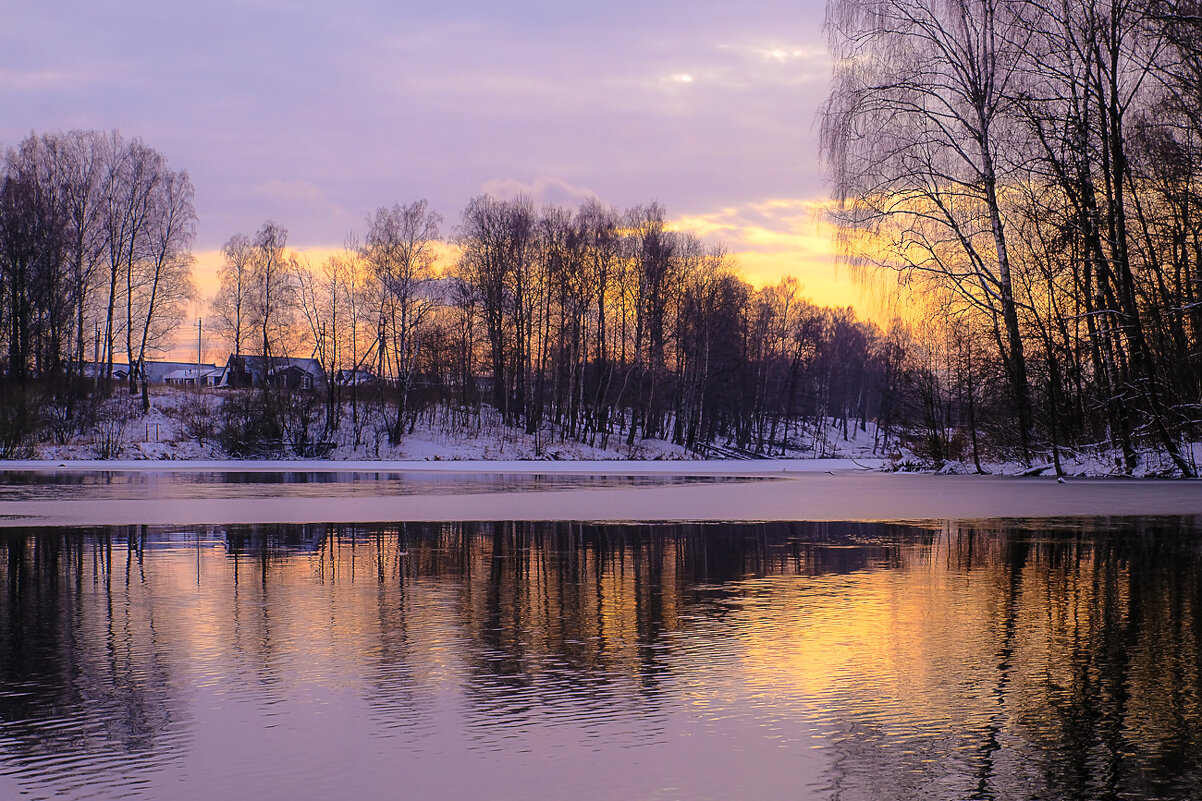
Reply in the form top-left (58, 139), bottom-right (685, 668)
top-left (93, 322), bottom-right (101, 391)
top-left (197, 317), bottom-right (203, 387)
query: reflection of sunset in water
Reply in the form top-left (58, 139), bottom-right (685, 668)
top-left (2, 520), bottom-right (1201, 801)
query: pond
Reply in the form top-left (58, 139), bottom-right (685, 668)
top-left (3, 516), bottom-right (1202, 800)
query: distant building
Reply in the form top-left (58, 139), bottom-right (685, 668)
top-left (334, 368), bottom-right (375, 387)
top-left (82, 360), bottom-right (224, 386)
top-left (221, 355), bottom-right (326, 390)
top-left (163, 365), bottom-right (225, 387)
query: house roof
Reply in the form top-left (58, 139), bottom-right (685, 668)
top-left (163, 366), bottom-right (225, 381)
top-left (81, 361), bottom-right (221, 382)
top-left (224, 355), bottom-right (326, 380)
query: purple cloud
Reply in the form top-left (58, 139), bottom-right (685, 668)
top-left (1, 0), bottom-right (832, 249)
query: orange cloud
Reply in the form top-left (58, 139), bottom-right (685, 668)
top-left (184, 198), bottom-right (895, 356)
top-left (673, 198), bottom-right (895, 322)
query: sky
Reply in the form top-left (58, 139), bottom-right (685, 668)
top-left (0, 0), bottom-right (875, 315)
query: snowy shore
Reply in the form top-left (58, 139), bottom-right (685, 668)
top-left (0, 457), bottom-right (883, 476)
top-left (21, 388), bottom-right (1192, 478)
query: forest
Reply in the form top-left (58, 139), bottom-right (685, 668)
top-left (0, 144), bottom-right (893, 464)
top-left (822, 0), bottom-right (1202, 476)
top-left (2, 0), bottom-right (1202, 474)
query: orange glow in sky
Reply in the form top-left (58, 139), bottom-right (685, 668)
top-left (188, 196), bottom-right (886, 341)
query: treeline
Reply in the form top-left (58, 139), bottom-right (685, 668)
top-left (12, 109), bottom-right (1194, 469)
top-left (824, 0), bottom-right (1202, 475)
top-left (0, 130), bottom-right (196, 417)
top-left (0, 131), bottom-right (916, 460)
top-left (213, 199), bottom-right (898, 458)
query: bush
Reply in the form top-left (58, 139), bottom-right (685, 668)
top-left (0, 385), bottom-right (38, 458)
top-left (282, 391), bottom-right (329, 457)
top-left (177, 392), bottom-right (219, 446)
top-left (217, 391), bottom-right (285, 457)
top-left (94, 396), bottom-right (137, 459)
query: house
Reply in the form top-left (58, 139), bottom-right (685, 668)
top-left (163, 364), bottom-right (225, 387)
top-left (81, 360), bottom-right (224, 386)
top-left (80, 361), bottom-right (132, 381)
top-left (221, 355), bottom-right (326, 390)
top-left (334, 368), bottom-right (375, 387)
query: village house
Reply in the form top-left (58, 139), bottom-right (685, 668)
top-left (220, 355), bottom-right (326, 390)
top-left (334, 368), bottom-right (375, 387)
top-left (82, 360), bottom-right (225, 386)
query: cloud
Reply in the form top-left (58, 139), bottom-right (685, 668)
top-left (672, 197), bottom-right (890, 321)
top-left (478, 176), bottom-right (597, 206)
top-left (5, 0), bottom-right (835, 255)
top-left (0, 67), bottom-right (105, 92)
top-left (252, 179), bottom-right (324, 206)
top-left (747, 44), bottom-right (829, 64)
top-left (241, 179), bottom-right (359, 245)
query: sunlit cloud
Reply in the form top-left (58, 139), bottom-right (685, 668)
top-left (752, 45), bottom-right (828, 63)
top-left (712, 41), bottom-right (833, 87)
top-left (673, 197), bottom-right (893, 321)
top-left (480, 176), bottom-right (597, 206)
top-left (252, 178), bottom-right (325, 206)
top-left (192, 250), bottom-right (223, 301)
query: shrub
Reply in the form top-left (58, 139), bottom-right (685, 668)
top-left (177, 392), bottom-right (219, 446)
top-left (94, 396), bottom-right (137, 459)
top-left (217, 391), bottom-right (284, 457)
top-left (0, 385), bottom-right (38, 458)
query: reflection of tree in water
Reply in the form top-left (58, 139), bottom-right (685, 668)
top-left (222, 520), bottom-right (927, 750)
top-left (6, 517), bottom-right (1202, 800)
top-left (371, 520), bottom-right (930, 751)
top-left (0, 527), bottom-right (186, 796)
top-left (455, 522), bottom-right (679, 749)
top-left (817, 518), bottom-right (1202, 801)
top-left (1022, 519), bottom-right (1202, 801)
top-left (329, 522), bottom-right (438, 742)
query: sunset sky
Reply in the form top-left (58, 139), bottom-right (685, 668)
top-left (1, 0), bottom-right (875, 315)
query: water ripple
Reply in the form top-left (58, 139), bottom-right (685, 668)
top-left (1, 519), bottom-right (1201, 800)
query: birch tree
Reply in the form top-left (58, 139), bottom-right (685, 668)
top-left (823, 0), bottom-right (1036, 462)
top-left (361, 200), bottom-right (442, 443)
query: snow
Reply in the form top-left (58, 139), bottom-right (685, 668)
top-left (1, 457), bottom-right (881, 475)
top-left (9, 388), bottom-right (1198, 481)
top-left (25, 387), bottom-right (884, 464)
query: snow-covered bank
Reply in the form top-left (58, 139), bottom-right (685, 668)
top-left (12, 388), bottom-right (1196, 477)
top-left (23, 387), bottom-right (886, 465)
top-left (0, 457), bottom-right (883, 476)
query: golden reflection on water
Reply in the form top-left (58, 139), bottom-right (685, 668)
top-left (1, 520), bottom-right (1201, 801)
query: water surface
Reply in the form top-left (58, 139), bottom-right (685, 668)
top-left (3, 518), bottom-right (1202, 800)
top-left (5, 469), bottom-right (1202, 526)
top-left (0, 469), bottom-right (745, 502)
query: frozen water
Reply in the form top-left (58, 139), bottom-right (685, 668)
top-left (1, 462), bottom-right (1199, 527)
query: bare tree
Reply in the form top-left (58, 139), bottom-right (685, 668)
top-left (625, 202), bottom-right (679, 442)
top-left (297, 253), bottom-right (348, 435)
top-left (213, 233), bottom-right (257, 359)
top-left (58, 130), bottom-right (106, 377)
top-left (250, 220), bottom-right (297, 364)
top-left (131, 167), bottom-right (196, 411)
top-left (457, 195), bottom-right (534, 425)
top-left (0, 135), bottom-right (68, 384)
top-left (823, 0), bottom-right (1035, 463)
top-left (361, 200), bottom-right (443, 443)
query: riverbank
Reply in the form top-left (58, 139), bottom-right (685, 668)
top-left (0, 457), bottom-right (881, 475)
